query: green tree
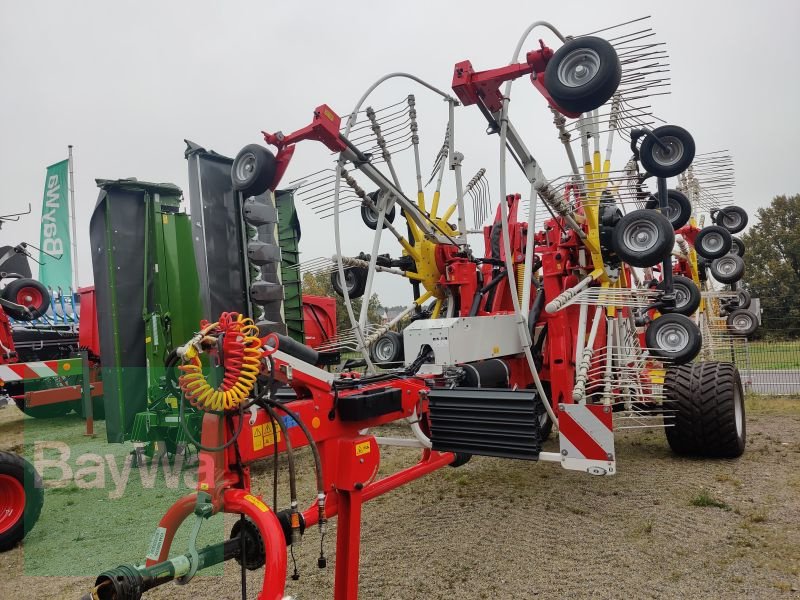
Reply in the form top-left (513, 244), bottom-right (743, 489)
top-left (741, 194), bottom-right (800, 338)
top-left (302, 270), bottom-right (383, 335)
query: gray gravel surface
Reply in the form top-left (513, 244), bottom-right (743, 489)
top-left (2, 399), bottom-right (799, 599)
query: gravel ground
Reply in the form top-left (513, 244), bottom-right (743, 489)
top-left (1, 397), bottom-right (799, 599)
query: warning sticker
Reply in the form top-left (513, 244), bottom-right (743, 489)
top-left (355, 441), bottom-right (371, 456)
top-left (244, 494), bottom-right (269, 512)
top-left (146, 527), bottom-right (167, 562)
top-left (252, 421), bottom-right (282, 451)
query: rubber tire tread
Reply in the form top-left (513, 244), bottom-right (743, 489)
top-left (664, 361), bottom-right (745, 458)
top-left (0, 451), bottom-right (44, 551)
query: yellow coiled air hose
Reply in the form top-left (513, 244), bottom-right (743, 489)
top-left (178, 312), bottom-right (264, 412)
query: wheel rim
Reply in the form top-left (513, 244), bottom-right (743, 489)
top-left (730, 240), bottom-right (741, 255)
top-left (664, 199), bottom-right (680, 223)
top-left (714, 256), bottom-right (739, 278)
top-left (234, 152), bottom-right (257, 184)
top-left (0, 474), bottom-right (25, 535)
top-left (733, 381), bottom-right (743, 437)
top-left (16, 286), bottom-right (43, 308)
top-left (722, 212), bottom-right (742, 230)
top-left (737, 291), bottom-right (748, 306)
top-left (732, 313), bottom-right (753, 331)
top-left (363, 204), bottom-right (379, 226)
top-left (650, 135), bottom-right (684, 168)
top-left (557, 48), bottom-right (601, 88)
top-left (622, 218), bottom-right (660, 252)
top-left (701, 232), bottom-right (724, 254)
top-left (344, 270), bottom-right (358, 292)
top-left (655, 322), bottom-right (689, 353)
top-left (674, 284), bottom-right (690, 309)
top-left (373, 336), bottom-right (395, 362)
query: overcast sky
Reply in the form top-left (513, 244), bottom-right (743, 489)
top-left (1, 0), bottom-right (798, 306)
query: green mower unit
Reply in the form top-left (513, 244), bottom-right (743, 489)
top-left (90, 179), bottom-right (203, 453)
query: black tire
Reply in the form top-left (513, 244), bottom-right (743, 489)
top-left (369, 331), bottom-right (404, 364)
top-left (611, 209), bottom-right (675, 268)
top-left (536, 401), bottom-right (553, 441)
top-left (663, 361), bottom-right (745, 458)
top-left (732, 288), bottom-right (752, 310)
top-left (726, 309), bottom-right (758, 337)
top-left (658, 275), bottom-right (701, 316)
top-left (729, 236), bottom-right (745, 257)
top-left (645, 189), bottom-right (692, 230)
top-left (360, 193), bottom-right (396, 231)
top-left (694, 225), bottom-right (732, 260)
top-left (330, 266), bottom-right (367, 300)
top-left (0, 451), bottom-right (44, 551)
top-left (714, 206), bottom-right (748, 234)
top-left (639, 125), bottom-right (696, 178)
top-left (231, 144), bottom-right (277, 198)
top-left (696, 258), bottom-right (708, 282)
top-left (1, 278), bottom-right (50, 321)
top-left (710, 254), bottom-right (745, 284)
top-left (448, 453), bottom-right (472, 468)
top-left (543, 36), bottom-right (622, 114)
top-left (645, 313), bottom-right (702, 365)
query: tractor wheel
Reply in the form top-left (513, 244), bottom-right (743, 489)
top-left (663, 361), bottom-right (745, 458)
top-left (231, 144), bottom-right (277, 198)
top-left (729, 236), bottom-right (745, 258)
top-left (360, 192), bottom-right (396, 230)
top-left (0, 451), bottom-right (44, 551)
top-left (710, 254), bottom-right (745, 284)
top-left (543, 36), bottom-right (622, 114)
top-left (645, 189), bottom-right (692, 230)
top-left (611, 209), bottom-right (675, 268)
top-left (645, 314), bottom-right (702, 365)
top-left (369, 331), bottom-right (404, 364)
top-left (658, 275), bottom-right (701, 316)
top-left (694, 225), bottom-right (732, 260)
top-left (714, 206), bottom-right (748, 234)
top-left (639, 125), bottom-right (696, 178)
top-left (330, 266), bottom-right (368, 300)
top-left (726, 309), bottom-right (758, 337)
top-left (1, 279), bottom-right (50, 321)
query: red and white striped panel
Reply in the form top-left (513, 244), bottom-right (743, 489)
top-left (558, 403), bottom-right (616, 476)
top-left (0, 361), bottom-right (61, 383)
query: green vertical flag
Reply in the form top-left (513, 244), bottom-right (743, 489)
top-left (38, 159), bottom-right (73, 291)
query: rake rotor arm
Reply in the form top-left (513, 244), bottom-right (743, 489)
top-left (265, 105), bottom-right (455, 246)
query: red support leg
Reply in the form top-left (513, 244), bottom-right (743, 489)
top-left (334, 488), bottom-right (364, 600)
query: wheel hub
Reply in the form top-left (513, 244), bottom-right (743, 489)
top-left (651, 136), bottom-right (684, 167)
top-left (557, 48), bottom-right (601, 88)
top-left (0, 474), bottom-right (25, 535)
top-left (235, 153), bottom-right (257, 181)
top-left (624, 219), bottom-right (659, 251)
top-left (656, 323), bottom-right (688, 352)
top-left (716, 257), bottom-right (737, 275)
top-left (674, 286), bottom-right (689, 308)
top-left (702, 233), bottom-right (723, 252)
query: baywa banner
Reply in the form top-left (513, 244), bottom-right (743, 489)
top-left (39, 158), bottom-right (72, 291)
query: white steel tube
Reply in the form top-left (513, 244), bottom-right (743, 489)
top-left (67, 145), bottom-right (79, 289)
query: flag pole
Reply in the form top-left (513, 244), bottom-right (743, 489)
top-left (67, 145), bottom-right (79, 291)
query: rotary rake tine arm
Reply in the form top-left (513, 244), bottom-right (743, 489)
top-left (262, 104), bottom-right (452, 246)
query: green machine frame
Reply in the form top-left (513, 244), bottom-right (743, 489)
top-left (90, 179), bottom-right (203, 453)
